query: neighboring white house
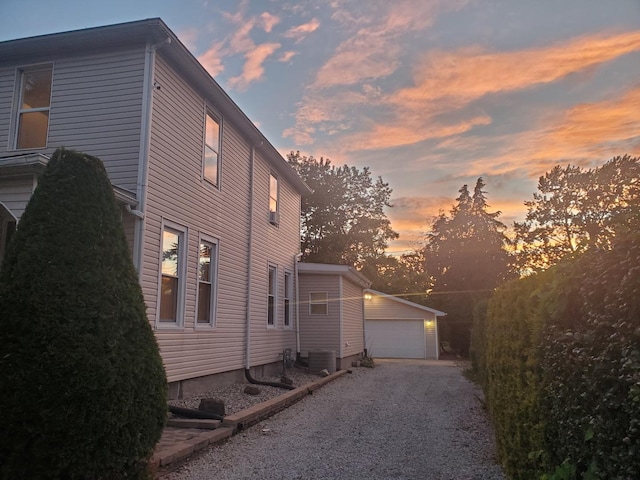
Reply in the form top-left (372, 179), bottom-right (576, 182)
top-left (364, 289), bottom-right (445, 360)
top-left (0, 19), bottom-right (311, 398)
top-left (297, 263), bottom-right (372, 369)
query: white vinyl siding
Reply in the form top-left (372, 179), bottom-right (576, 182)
top-left (0, 49), bottom-right (146, 191)
top-left (144, 54), bottom-right (253, 381)
top-left (342, 278), bottom-right (365, 357)
top-left (0, 175), bottom-right (37, 222)
top-left (246, 148), bottom-right (299, 367)
top-left (298, 274), bottom-right (341, 356)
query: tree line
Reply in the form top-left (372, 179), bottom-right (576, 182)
top-left (287, 152), bottom-right (640, 354)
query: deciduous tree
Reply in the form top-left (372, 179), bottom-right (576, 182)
top-left (514, 155), bottom-right (640, 272)
top-left (287, 151), bottom-right (398, 267)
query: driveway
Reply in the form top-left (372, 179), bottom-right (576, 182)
top-left (164, 359), bottom-right (505, 480)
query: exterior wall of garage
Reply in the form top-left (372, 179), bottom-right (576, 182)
top-left (364, 290), bottom-right (442, 360)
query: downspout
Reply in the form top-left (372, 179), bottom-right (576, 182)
top-left (133, 37), bottom-right (171, 280)
top-left (435, 316), bottom-right (440, 360)
top-left (294, 252), bottom-right (302, 359)
top-left (339, 276), bottom-right (344, 360)
top-left (244, 146), bottom-right (256, 371)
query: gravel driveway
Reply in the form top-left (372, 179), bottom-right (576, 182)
top-left (164, 359), bottom-right (505, 480)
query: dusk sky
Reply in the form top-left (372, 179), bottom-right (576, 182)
top-left (2, 0), bottom-right (639, 255)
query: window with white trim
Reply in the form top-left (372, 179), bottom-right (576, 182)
top-left (269, 173), bottom-right (279, 225)
top-left (158, 223), bottom-right (186, 325)
top-left (268, 264), bottom-right (277, 327)
top-left (196, 238), bottom-right (218, 326)
top-left (204, 112), bottom-right (221, 186)
top-left (309, 292), bottom-right (328, 315)
top-left (284, 271), bottom-right (292, 328)
top-left (15, 65), bottom-right (53, 149)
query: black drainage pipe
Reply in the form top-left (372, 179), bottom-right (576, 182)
top-left (169, 405), bottom-right (224, 421)
top-left (244, 368), bottom-right (295, 390)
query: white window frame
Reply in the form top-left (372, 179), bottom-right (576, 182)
top-left (268, 264), bottom-right (278, 328)
top-left (203, 108), bottom-right (222, 188)
top-left (195, 234), bottom-right (219, 328)
top-left (269, 173), bottom-right (279, 225)
top-left (13, 64), bottom-right (53, 150)
top-left (156, 220), bottom-right (188, 328)
top-left (309, 292), bottom-right (329, 315)
top-left (284, 271), bottom-right (293, 329)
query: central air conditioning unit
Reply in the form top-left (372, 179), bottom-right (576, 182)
top-left (269, 211), bottom-right (280, 225)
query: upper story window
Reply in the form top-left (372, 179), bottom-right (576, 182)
top-left (197, 238), bottom-right (218, 327)
top-left (158, 223), bottom-right (186, 326)
top-left (16, 65), bottom-right (53, 149)
top-left (269, 173), bottom-right (279, 225)
top-left (204, 112), bottom-right (221, 186)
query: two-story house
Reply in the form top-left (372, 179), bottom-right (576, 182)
top-left (0, 18), bottom-right (310, 398)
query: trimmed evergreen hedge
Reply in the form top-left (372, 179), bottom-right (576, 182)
top-left (477, 229), bottom-right (640, 479)
top-left (0, 148), bottom-right (167, 479)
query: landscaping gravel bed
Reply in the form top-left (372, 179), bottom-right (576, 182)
top-left (168, 368), bottom-right (319, 415)
top-left (163, 359), bottom-right (505, 480)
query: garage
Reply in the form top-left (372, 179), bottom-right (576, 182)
top-left (366, 319), bottom-right (425, 358)
top-left (363, 289), bottom-right (445, 360)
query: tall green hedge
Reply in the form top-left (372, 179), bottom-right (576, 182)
top-left (541, 231), bottom-right (640, 479)
top-left (0, 148), bottom-right (167, 479)
top-left (482, 270), bottom-right (559, 478)
top-left (478, 229), bottom-right (640, 479)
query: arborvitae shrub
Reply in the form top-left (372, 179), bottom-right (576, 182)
top-left (0, 148), bottom-right (167, 479)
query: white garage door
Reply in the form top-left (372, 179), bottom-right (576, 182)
top-left (365, 319), bottom-right (425, 359)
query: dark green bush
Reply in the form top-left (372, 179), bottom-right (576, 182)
top-left (481, 228), bottom-right (640, 479)
top-left (541, 231), bottom-right (640, 479)
top-left (483, 270), bottom-right (559, 479)
top-left (0, 148), bottom-right (167, 479)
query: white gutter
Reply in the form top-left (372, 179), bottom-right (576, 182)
top-left (133, 37), bottom-right (170, 280)
top-left (244, 146), bottom-right (256, 370)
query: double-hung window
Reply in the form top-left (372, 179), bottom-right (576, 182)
top-left (309, 292), bottom-right (328, 315)
top-left (204, 112), bottom-right (221, 186)
top-left (16, 65), bottom-right (53, 149)
top-left (269, 173), bottom-right (279, 225)
top-left (197, 238), bottom-right (218, 327)
top-left (268, 265), bottom-right (277, 327)
top-left (284, 272), bottom-right (292, 328)
top-left (159, 223), bottom-right (186, 326)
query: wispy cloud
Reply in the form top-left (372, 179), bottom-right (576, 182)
top-left (196, 4), bottom-right (283, 89)
top-left (198, 41), bottom-right (226, 77)
top-left (338, 30), bottom-right (640, 152)
top-left (284, 18), bottom-right (320, 42)
top-left (392, 31), bottom-right (640, 107)
top-left (260, 12), bottom-right (280, 33)
top-left (228, 42), bottom-right (281, 91)
top-left (284, 1), bottom-right (470, 143)
top-left (279, 51), bottom-right (297, 62)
